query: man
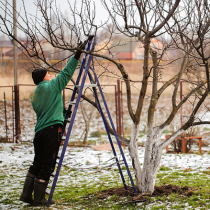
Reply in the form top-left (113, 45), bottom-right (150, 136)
top-left (20, 41), bottom-right (87, 206)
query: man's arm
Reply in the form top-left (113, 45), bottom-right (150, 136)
top-left (50, 40), bottom-right (88, 91)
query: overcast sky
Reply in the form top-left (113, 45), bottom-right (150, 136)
top-left (3, 0), bottom-right (110, 38)
top-left (8, 0), bottom-right (108, 20)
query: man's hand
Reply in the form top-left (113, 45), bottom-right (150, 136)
top-left (74, 36), bottom-right (94, 60)
top-left (77, 35), bottom-right (94, 51)
top-left (74, 39), bottom-right (88, 60)
top-left (77, 40), bottom-right (88, 51)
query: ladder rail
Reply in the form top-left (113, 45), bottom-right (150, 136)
top-left (89, 66), bottom-right (138, 194)
top-left (47, 42), bottom-right (94, 206)
top-left (87, 71), bottom-right (127, 190)
top-left (62, 37), bottom-right (94, 135)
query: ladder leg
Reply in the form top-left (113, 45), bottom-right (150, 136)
top-left (88, 72), bottom-right (127, 189)
top-left (62, 37), bottom-right (94, 135)
top-left (89, 67), bottom-right (137, 194)
top-left (47, 39), bottom-right (95, 206)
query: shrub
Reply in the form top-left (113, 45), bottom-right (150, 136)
top-left (90, 131), bottom-right (101, 138)
top-left (171, 128), bottom-right (198, 153)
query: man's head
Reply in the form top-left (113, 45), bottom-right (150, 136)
top-left (32, 69), bottom-right (51, 85)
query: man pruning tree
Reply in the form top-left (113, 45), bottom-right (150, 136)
top-left (19, 40), bottom-right (87, 206)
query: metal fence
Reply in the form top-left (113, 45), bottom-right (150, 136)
top-left (0, 86), bottom-right (14, 142)
top-left (2, 80), bottom-right (210, 143)
top-left (3, 83), bottom-right (121, 143)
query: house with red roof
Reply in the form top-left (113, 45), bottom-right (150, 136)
top-left (96, 37), bottom-right (172, 61)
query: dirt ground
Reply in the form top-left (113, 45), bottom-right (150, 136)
top-left (97, 185), bottom-right (192, 202)
top-left (91, 143), bottom-right (120, 151)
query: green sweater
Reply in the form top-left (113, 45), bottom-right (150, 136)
top-left (31, 57), bottom-right (79, 133)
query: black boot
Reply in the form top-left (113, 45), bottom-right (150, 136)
top-left (20, 172), bottom-right (36, 204)
top-left (33, 178), bottom-right (55, 206)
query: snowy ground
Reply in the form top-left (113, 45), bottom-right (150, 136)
top-left (1, 138), bottom-right (210, 209)
top-left (1, 95), bottom-right (210, 209)
top-left (1, 137), bottom-right (210, 176)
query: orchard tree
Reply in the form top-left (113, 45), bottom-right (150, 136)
top-left (99, 0), bottom-right (210, 193)
top-left (1, 0), bottom-right (210, 194)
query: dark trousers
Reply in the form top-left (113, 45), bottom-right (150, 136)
top-left (29, 124), bottom-right (62, 181)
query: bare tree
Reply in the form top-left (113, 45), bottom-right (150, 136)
top-left (99, 0), bottom-right (210, 194)
top-left (80, 102), bottom-right (97, 144)
top-left (1, 0), bottom-right (210, 195)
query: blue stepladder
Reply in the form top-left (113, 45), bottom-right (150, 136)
top-left (47, 35), bottom-right (137, 206)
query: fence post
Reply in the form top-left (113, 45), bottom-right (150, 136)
top-left (4, 92), bottom-right (8, 142)
top-left (121, 80), bottom-right (124, 136)
top-left (115, 85), bottom-right (118, 134)
top-left (117, 80), bottom-right (123, 136)
top-left (14, 85), bottom-right (21, 142)
top-left (182, 139), bottom-right (186, 153)
top-left (180, 81), bottom-right (183, 126)
top-left (199, 138), bottom-right (202, 154)
top-left (12, 86), bottom-right (14, 143)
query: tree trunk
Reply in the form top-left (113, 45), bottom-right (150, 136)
top-left (139, 127), bottom-right (186, 194)
top-left (83, 126), bottom-right (89, 144)
top-left (128, 122), bottom-right (142, 192)
top-left (141, 127), bottom-right (163, 194)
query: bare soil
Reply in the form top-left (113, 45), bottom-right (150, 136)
top-left (97, 185), bottom-right (192, 201)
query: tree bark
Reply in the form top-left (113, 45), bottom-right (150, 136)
top-left (128, 122), bottom-right (142, 192)
top-left (141, 127), bottom-right (162, 193)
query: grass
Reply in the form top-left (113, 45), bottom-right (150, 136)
top-left (1, 142), bottom-right (210, 209)
top-left (90, 131), bottom-right (102, 138)
top-left (1, 163), bottom-right (210, 210)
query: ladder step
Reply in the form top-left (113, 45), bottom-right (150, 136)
top-left (45, 188), bottom-right (50, 195)
top-left (64, 119), bottom-right (71, 123)
top-left (61, 137), bottom-right (66, 141)
top-left (69, 101), bottom-right (76, 105)
top-left (76, 84), bottom-right (97, 88)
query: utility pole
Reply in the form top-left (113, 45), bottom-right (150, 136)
top-left (13, 0), bottom-right (21, 142)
